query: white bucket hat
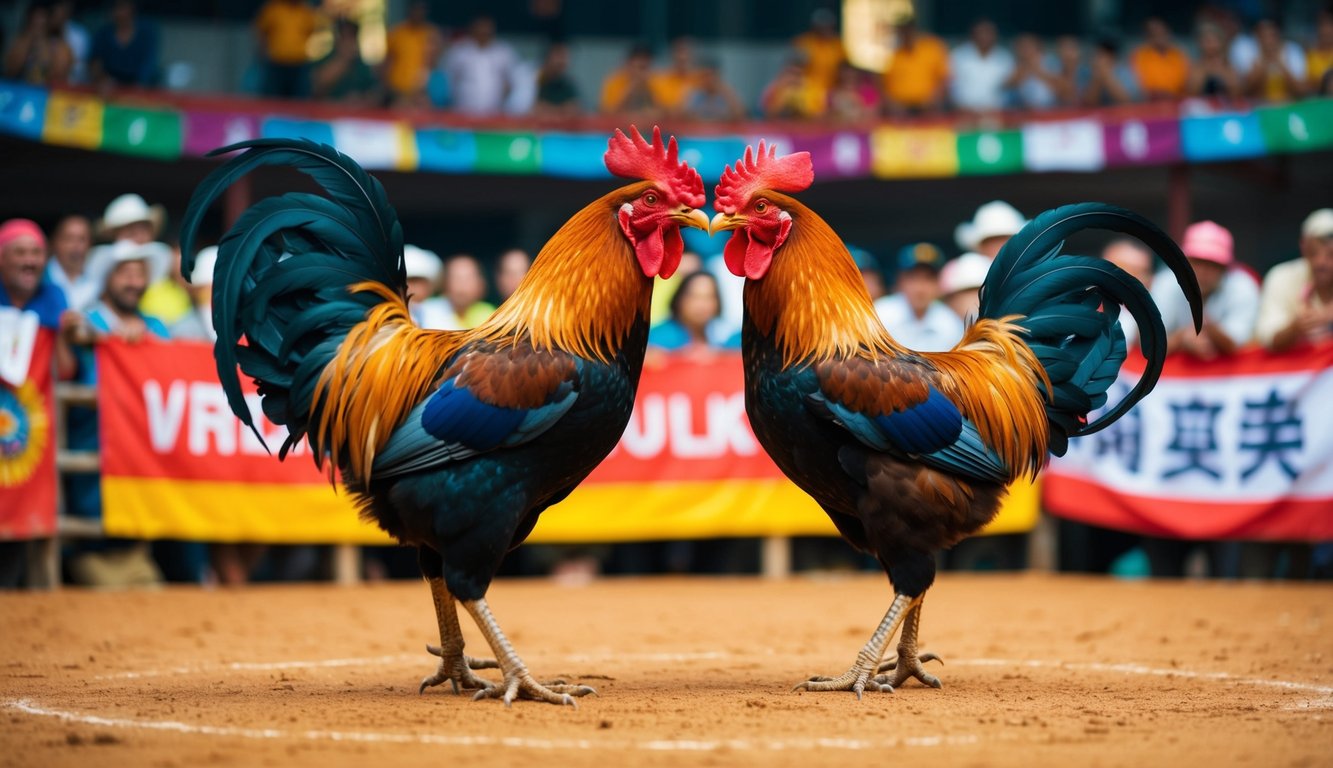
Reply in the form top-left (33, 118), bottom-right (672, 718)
top-left (96, 193), bottom-right (166, 240)
top-left (955, 201), bottom-right (1027, 252)
top-left (87, 239), bottom-right (171, 294)
top-left (940, 252), bottom-right (993, 296)
top-left (190, 245), bottom-right (219, 285)
top-left (403, 244), bottom-right (442, 282)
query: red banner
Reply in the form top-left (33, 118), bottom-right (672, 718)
top-left (0, 327), bottom-right (57, 539)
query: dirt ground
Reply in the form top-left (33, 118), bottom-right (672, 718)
top-left (1, 573), bottom-right (1330, 767)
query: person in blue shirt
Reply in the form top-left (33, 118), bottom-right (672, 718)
top-left (648, 270), bottom-right (740, 354)
top-left (0, 219), bottom-right (77, 377)
top-left (89, 0), bottom-right (159, 88)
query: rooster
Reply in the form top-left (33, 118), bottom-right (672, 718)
top-left (710, 143), bottom-right (1202, 697)
top-left (179, 127), bottom-right (707, 706)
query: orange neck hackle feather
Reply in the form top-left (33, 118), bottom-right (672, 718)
top-left (746, 192), bottom-right (1052, 483)
top-left (312, 184), bottom-right (651, 483)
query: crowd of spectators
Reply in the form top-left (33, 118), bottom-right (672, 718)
top-left (5, 3), bottom-right (1331, 120)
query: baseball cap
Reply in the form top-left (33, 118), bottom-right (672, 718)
top-left (1180, 220), bottom-right (1234, 266)
top-left (896, 242), bottom-right (946, 274)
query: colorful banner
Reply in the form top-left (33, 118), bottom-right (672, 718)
top-left (1044, 345), bottom-right (1333, 541)
top-left (956, 129), bottom-right (1024, 175)
top-left (1102, 118), bottom-right (1182, 167)
top-left (1256, 100), bottom-right (1333, 154)
top-left (101, 103), bottom-right (183, 160)
top-left (1180, 112), bottom-right (1267, 161)
top-left (41, 90), bottom-right (102, 149)
top-left (1022, 118), bottom-right (1106, 172)
top-left (182, 110), bottom-right (258, 156)
top-left (0, 82), bottom-right (47, 140)
top-left (329, 118), bottom-right (417, 171)
top-left (870, 126), bottom-right (959, 177)
top-left (95, 341), bottom-right (1037, 544)
top-left (0, 326), bottom-right (58, 540)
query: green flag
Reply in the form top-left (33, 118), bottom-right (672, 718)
top-left (1257, 99), bottom-right (1333, 154)
top-left (472, 131), bottom-right (541, 174)
top-left (957, 130), bottom-right (1024, 175)
top-left (102, 104), bottom-right (182, 160)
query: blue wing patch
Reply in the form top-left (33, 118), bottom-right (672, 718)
top-left (813, 384), bottom-right (963, 456)
top-left (919, 419), bottom-right (1010, 483)
top-left (422, 382), bottom-right (527, 451)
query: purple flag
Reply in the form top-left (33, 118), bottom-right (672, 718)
top-left (183, 110), bottom-right (259, 157)
top-left (792, 131), bottom-right (871, 179)
top-left (1102, 118), bottom-right (1182, 167)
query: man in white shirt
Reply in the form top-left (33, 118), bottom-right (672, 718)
top-left (949, 19), bottom-right (1014, 113)
top-left (45, 215), bottom-right (96, 312)
top-left (874, 243), bottom-right (964, 352)
top-left (1255, 209), bottom-right (1333, 351)
top-left (442, 15), bottom-right (518, 116)
top-left (1150, 220), bottom-right (1260, 359)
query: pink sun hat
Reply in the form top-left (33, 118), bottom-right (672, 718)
top-left (1179, 220), bottom-right (1234, 266)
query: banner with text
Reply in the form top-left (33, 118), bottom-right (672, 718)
top-left (1044, 344), bottom-right (1333, 540)
top-left (0, 323), bottom-right (58, 539)
top-left (96, 341), bottom-right (1038, 543)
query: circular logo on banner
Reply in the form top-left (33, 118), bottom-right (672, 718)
top-left (1121, 121), bottom-right (1149, 159)
top-left (976, 133), bottom-right (1003, 165)
top-left (0, 381), bottom-right (49, 488)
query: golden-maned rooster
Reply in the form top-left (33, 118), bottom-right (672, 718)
top-left (179, 127), bottom-right (707, 706)
top-left (710, 143), bottom-right (1202, 697)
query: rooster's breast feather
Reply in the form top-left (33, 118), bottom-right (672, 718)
top-left (370, 343), bottom-right (582, 478)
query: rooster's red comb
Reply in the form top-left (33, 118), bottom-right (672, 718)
top-left (714, 141), bottom-right (813, 214)
top-left (604, 126), bottom-right (705, 209)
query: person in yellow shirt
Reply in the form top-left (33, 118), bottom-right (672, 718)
top-left (384, 0), bottom-right (441, 107)
top-left (601, 42), bottom-right (663, 116)
top-left (792, 8), bottom-right (845, 91)
top-left (761, 53), bottom-right (827, 119)
top-left (881, 18), bottom-right (948, 115)
top-left (1130, 17), bottom-right (1190, 100)
top-left (650, 37), bottom-right (699, 114)
top-left (254, 0), bottom-right (319, 98)
top-left (1306, 8), bottom-right (1333, 95)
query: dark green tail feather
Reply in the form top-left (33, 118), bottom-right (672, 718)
top-left (977, 202), bottom-right (1202, 455)
top-left (179, 139), bottom-right (406, 460)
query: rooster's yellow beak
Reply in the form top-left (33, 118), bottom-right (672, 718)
top-left (709, 212), bottom-right (746, 235)
top-left (673, 207), bottom-right (710, 231)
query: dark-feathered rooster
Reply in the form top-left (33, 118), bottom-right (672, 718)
top-left (179, 127), bottom-right (707, 706)
top-left (710, 143), bottom-right (1203, 697)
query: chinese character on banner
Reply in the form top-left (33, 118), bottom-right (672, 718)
top-left (0, 316), bottom-right (58, 540)
top-left (1239, 389), bottom-right (1303, 481)
top-left (1162, 398), bottom-right (1224, 480)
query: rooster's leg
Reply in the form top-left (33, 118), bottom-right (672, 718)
top-left (874, 597), bottom-right (943, 690)
top-left (793, 593), bottom-right (917, 699)
top-left (462, 598), bottom-right (597, 707)
top-left (419, 577), bottom-right (499, 694)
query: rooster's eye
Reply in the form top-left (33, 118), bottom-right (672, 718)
top-left (645, 193), bottom-right (658, 206)
top-left (755, 201), bottom-right (767, 213)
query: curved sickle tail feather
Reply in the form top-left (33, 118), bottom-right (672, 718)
top-left (977, 203), bottom-right (1203, 455)
top-left (179, 139), bottom-right (408, 465)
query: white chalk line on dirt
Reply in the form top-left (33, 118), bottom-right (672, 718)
top-left (4, 698), bottom-right (978, 752)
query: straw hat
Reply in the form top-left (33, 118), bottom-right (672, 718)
top-left (403, 244), bottom-right (443, 282)
top-left (95, 193), bottom-right (166, 240)
top-left (939, 252), bottom-right (993, 295)
top-left (954, 201), bottom-right (1027, 252)
top-left (86, 239), bottom-right (171, 294)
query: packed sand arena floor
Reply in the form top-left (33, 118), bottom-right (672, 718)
top-left (2, 573), bottom-right (1330, 767)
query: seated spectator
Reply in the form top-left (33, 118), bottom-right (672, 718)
top-left (849, 246), bottom-right (886, 301)
top-left (533, 43), bottom-right (580, 117)
top-left (312, 19), bottom-right (379, 104)
top-left (792, 8), bottom-right (845, 92)
top-left (254, 0), bottom-right (318, 99)
top-left (3, 4), bottom-right (72, 85)
top-left (1083, 37), bottom-right (1137, 106)
top-left (652, 36), bottom-right (699, 115)
top-left (761, 53), bottom-right (827, 119)
top-left (881, 16), bottom-right (949, 115)
top-left (648, 271), bottom-right (739, 355)
top-left (650, 250), bottom-right (704, 327)
top-left (89, 193), bottom-right (191, 326)
top-left (873, 243), bottom-right (963, 352)
top-left (445, 254), bottom-right (495, 329)
top-left (1130, 17), bottom-right (1189, 101)
top-left (443, 14), bottom-right (517, 116)
top-left (51, 0), bottom-right (88, 84)
top-left (684, 58), bottom-right (745, 121)
top-left (494, 248), bottom-right (530, 303)
top-left (1007, 33), bottom-right (1061, 109)
top-left (938, 252), bottom-right (991, 322)
top-left (1256, 209), bottom-right (1333, 352)
top-left (1151, 220), bottom-right (1259, 360)
top-left (1240, 18), bottom-right (1306, 101)
top-left (45, 215), bottom-right (96, 312)
top-left (89, 0), bottom-right (157, 89)
top-left (1188, 23), bottom-right (1241, 99)
top-left (383, 0), bottom-right (440, 108)
top-left (1052, 35), bottom-right (1086, 106)
top-left (828, 61), bottom-right (879, 121)
top-left (955, 200), bottom-right (1026, 258)
top-left (403, 244), bottom-right (457, 330)
top-left (601, 42), bottom-right (662, 117)
top-left (949, 18), bottom-right (1013, 114)
top-left (171, 245), bottom-right (216, 342)
top-left (0, 219), bottom-right (76, 379)
top-left (1309, 8), bottom-right (1333, 95)
top-left (1100, 237), bottom-right (1156, 348)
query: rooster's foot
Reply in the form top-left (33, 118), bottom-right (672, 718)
top-left (874, 652), bottom-right (944, 690)
top-left (793, 664), bottom-right (892, 699)
top-left (471, 669), bottom-right (597, 707)
top-left (419, 645), bottom-right (499, 694)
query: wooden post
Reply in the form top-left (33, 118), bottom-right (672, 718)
top-left (332, 544), bottom-right (361, 585)
top-left (761, 536), bottom-right (791, 580)
top-left (1166, 164), bottom-right (1191, 240)
top-left (223, 172), bottom-right (253, 229)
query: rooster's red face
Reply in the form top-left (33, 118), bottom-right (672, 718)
top-left (710, 197), bottom-right (792, 281)
top-left (711, 141), bottom-right (814, 281)
top-left (617, 186), bottom-right (710, 279)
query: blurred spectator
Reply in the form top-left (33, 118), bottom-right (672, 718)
top-left (792, 8), bottom-right (845, 92)
top-left (1151, 220), bottom-right (1259, 360)
top-left (849, 246), bottom-right (886, 300)
top-left (1188, 23), bottom-right (1241, 99)
top-left (443, 15), bottom-right (517, 116)
top-left (873, 243), bottom-right (963, 352)
top-left (0, 219), bottom-right (76, 379)
top-left (404, 244), bottom-right (457, 330)
top-left (89, 0), bottom-right (157, 89)
top-left (445, 254), bottom-right (495, 328)
top-left (1100, 237), bottom-right (1155, 348)
top-left (1310, 9), bottom-right (1333, 94)
top-left (494, 248), bottom-right (530, 303)
top-left (949, 18), bottom-right (1013, 114)
top-left (652, 36), bottom-right (699, 115)
top-left (939, 252), bottom-right (991, 322)
top-left (881, 16), bottom-right (949, 115)
top-left (51, 0), bottom-right (88, 84)
top-left (648, 271), bottom-right (739, 354)
top-left (82, 239), bottom-right (171, 343)
top-left (1007, 33), bottom-right (1061, 109)
top-left (45, 215), bottom-right (95, 312)
top-left (1131, 17), bottom-right (1189, 101)
top-left (312, 19), bottom-right (379, 104)
top-left (383, 0), bottom-right (441, 108)
top-left (1241, 18), bottom-right (1307, 101)
top-left (254, 0), bottom-right (318, 99)
top-left (3, 4), bottom-right (72, 85)
top-left (828, 61), bottom-right (879, 121)
top-left (533, 43), bottom-right (580, 117)
top-left (1256, 209), bottom-right (1333, 352)
top-left (761, 53), bottom-right (826, 119)
top-left (1083, 37), bottom-right (1137, 105)
top-left (172, 245), bottom-right (216, 341)
top-left (684, 57), bottom-right (745, 121)
top-left (1052, 35), bottom-right (1086, 106)
top-left (955, 200), bottom-right (1026, 259)
top-left (95, 193), bottom-right (162, 245)
top-left (601, 42), bottom-right (661, 116)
